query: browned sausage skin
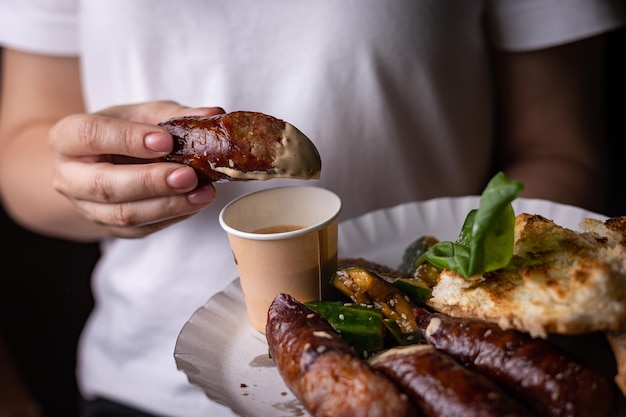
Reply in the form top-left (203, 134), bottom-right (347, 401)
top-left (414, 308), bottom-right (616, 417)
top-left (368, 344), bottom-right (530, 417)
top-left (159, 111), bottom-right (321, 183)
top-left (266, 293), bottom-right (419, 417)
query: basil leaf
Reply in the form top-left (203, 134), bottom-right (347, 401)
top-left (415, 172), bottom-right (523, 278)
top-left (417, 241), bottom-right (472, 277)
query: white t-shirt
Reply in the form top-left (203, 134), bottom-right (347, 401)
top-left (0, 1), bottom-right (624, 416)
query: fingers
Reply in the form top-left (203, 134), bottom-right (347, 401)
top-left (49, 101), bottom-right (225, 160)
top-left (47, 100), bottom-right (225, 239)
top-left (52, 158), bottom-right (217, 229)
top-left (70, 183), bottom-right (216, 239)
top-left (50, 113), bottom-right (168, 160)
top-left (103, 216), bottom-right (195, 239)
top-left (97, 100), bottom-right (225, 124)
top-left (53, 159), bottom-right (197, 201)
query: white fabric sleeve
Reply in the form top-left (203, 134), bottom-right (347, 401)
top-left (0, 0), bottom-right (78, 56)
top-left (486, 0), bottom-right (626, 51)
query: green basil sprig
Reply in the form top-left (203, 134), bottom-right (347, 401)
top-left (415, 172), bottom-right (523, 278)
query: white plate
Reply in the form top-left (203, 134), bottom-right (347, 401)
top-left (174, 196), bottom-right (625, 417)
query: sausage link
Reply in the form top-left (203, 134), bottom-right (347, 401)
top-left (368, 344), bottom-right (530, 417)
top-left (266, 293), bottom-right (419, 417)
top-left (414, 308), bottom-right (616, 417)
top-left (159, 111), bottom-right (321, 182)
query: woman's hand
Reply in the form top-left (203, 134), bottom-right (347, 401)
top-left (49, 101), bottom-right (225, 239)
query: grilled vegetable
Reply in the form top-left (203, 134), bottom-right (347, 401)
top-left (305, 301), bottom-right (385, 358)
top-left (385, 277), bottom-right (431, 305)
top-left (383, 319), bottom-right (422, 346)
top-left (399, 235), bottom-right (438, 276)
top-left (331, 267), bottom-right (418, 333)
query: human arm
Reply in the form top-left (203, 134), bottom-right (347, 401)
top-left (0, 49), bottom-right (223, 241)
top-left (493, 35), bottom-right (609, 214)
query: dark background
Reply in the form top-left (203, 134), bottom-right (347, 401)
top-left (0, 210), bottom-right (98, 416)
top-left (0, 26), bottom-right (624, 417)
top-left (606, 27), bottom-right (626, 218)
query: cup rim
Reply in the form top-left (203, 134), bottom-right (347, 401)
top-left (218, 186), bottom-right (342, 241)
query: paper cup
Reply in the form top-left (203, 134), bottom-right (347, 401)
top-left (219, 186), bottom-right (342, 333)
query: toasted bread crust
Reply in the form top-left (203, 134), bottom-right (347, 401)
top-left (426, 214), bottom-right (626, 338)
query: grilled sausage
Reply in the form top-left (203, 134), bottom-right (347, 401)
top-left (414, 308), bottom-right (616, 417)
top-left (266, 293), bottom-right (418, 417)
top-left (159, 111), bottom-right (321, 182)
top-left (368, 344), bottom-right (530, 417)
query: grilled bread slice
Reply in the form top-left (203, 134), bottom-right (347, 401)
top-left (425, 214), bottom-right (626, 339)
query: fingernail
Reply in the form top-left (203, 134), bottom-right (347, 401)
top-left (167, 167), bottom-right (197, 189)
top-left (145, 132), bottom-right (172, 152)
top-left (188, 184), bottom-right (216, 205)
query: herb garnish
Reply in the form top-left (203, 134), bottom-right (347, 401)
top-left (415, 172), bottom-right (523, 278)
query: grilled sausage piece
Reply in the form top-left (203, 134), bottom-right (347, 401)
top-left (159, 111), bottom-right (321, 182)
top-left (266, 293), bottom-right (419, 417)
top-left (414, 308), bottom-right (616, 417)
top-left (368, 344), bottom-right (530, 417)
